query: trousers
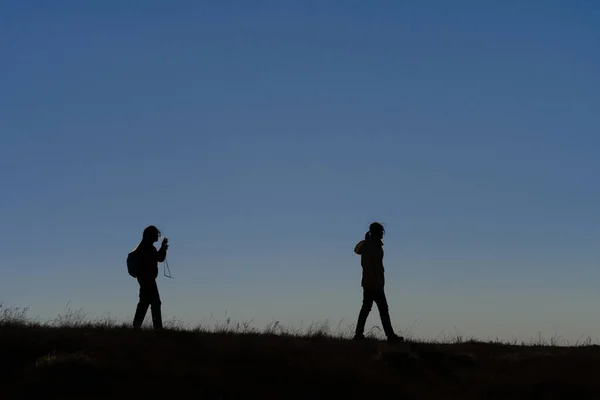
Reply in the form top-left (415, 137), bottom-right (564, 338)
top-left (132, 278), bottom-right (163, 329)
top-left (355, 288), bottom-right (395, 337)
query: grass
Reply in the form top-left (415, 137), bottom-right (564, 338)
top-left (1, 305), bottom-right (599, 399)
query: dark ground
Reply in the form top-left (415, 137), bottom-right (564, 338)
top-left (1, 323), bottom-right (599, 399)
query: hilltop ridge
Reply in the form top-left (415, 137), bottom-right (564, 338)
top-left (1, 319), bottom-right (599, 399)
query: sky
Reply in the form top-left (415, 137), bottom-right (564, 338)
top-left (1, 0), bottom-right (599, 343)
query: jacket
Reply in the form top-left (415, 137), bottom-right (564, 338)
top-left (354, 238), bottom-right (385, 290)
top-left (135, 241), bottom-right (167, 280)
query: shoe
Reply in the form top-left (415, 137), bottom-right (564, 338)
top-left (353, 334), bottom-right (366, 341)
top-left (387, 334), bottom-right (404, 343)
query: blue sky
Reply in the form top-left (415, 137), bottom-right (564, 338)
top-left (1, 1), bottom-right (599, 342)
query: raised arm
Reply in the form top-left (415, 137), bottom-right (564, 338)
top-left (157, 247), bottom-right (167, 262)
top-left (156, 237), bottom-right (169, 262)
top-left (354, 240), bottom-right (365, 255)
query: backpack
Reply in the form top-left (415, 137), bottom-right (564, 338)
top-left (127, 249), bottom-right (140, 278)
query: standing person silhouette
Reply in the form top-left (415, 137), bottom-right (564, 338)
top-left (353, 222), bottom-right (403, 342)
top-left (131, 225), bottom-right (169, 330)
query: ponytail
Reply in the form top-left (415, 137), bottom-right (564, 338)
top-left (364, 231), bottom-right (371, 240)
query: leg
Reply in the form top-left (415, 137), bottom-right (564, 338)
top-left (150, 301), bottom-right (163, 330)
top-left (354, 289), bottom-right (375, 339)
top-left (133, 279), bottom-right (155, 329)
top-left (148, 280), bottom-right (163, 330)
top-left (133, 301), bottom-right (149, 328)
top-left (133, 280), bottom-right (149, 329)
top-left (373, 289), bottom-right (402, 341)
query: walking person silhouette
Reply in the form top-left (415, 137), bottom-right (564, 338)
top-left (129, 225), bottom-right (169, 330)
top-left (353, 222), bottom-right (403, 342)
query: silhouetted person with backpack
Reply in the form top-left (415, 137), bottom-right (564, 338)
top-left (129, 225), bottom-right (169, 330)
top-left (353, 222), bottom-right (403, 342)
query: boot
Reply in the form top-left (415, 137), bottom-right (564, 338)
top-left (379, 309), bottom-right (403, 342)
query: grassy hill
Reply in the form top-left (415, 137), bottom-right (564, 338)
top-left (1, 306), bottom-right (599, 399)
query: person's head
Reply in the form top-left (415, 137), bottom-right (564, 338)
top-left (142, 225), bottom-right (161, 243)
top-left (365, 222), bottom-right (385, 240)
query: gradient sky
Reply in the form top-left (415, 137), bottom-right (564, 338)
top-left (1, 1), bottom-right (599, 342)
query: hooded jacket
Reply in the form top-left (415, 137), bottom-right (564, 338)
top-left (354, 238), bottom-right (385, 290)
